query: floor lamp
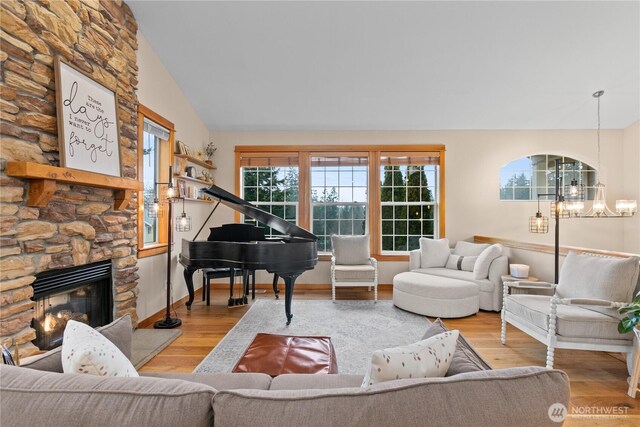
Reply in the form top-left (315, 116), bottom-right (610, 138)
top-left (147, 166), bottom-right (190, 329)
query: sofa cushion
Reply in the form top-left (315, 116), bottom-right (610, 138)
top-left (505, 295), bottom-right (630, 340)
top-left (362, 330), bottom-right (458, 387)
top-left (20, 314), bottom-right (133, 373)
top-left (212, 367), bottom-right (569, 427)
top-left (473, 244), bottom-right (503, 280)
top-left (413, 268), bottom-right (493, 293)
top-left (557, 251), bottom-right (640, 302)
top-left (394, 272), bottom-right (479, 299)
top-left (62, 320), bottom-right (138, 377)
top-left (0, 364), bottom-right (216, 427)
top-left (453, 241), bottom-right (489, 256)
top-left (334, 264), bottom-right (375, 281)
top-left (445, 254), bottom-right (477, 272)
top-left (419, 237), bottom-right (450, 268)
top-left (332, 234), bottom-right (370, 265)
top-left (270, 374), bottom-right (364, 390)
top-left (142, 372), bottom-right (272, 390)
top-left (422, 319), bottom-right (491, 376)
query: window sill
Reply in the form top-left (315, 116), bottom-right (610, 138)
top-left (138, 244), bottom-right (168, 258)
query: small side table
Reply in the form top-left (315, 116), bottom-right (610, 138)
top-left (501, 275), bottom-right (539, 295)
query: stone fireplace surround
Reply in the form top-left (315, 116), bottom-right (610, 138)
top-left (1, 0), bottom-right (141, 357)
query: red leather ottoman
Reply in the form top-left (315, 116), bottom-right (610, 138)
top-left (232, 333), bottom-right (338, 376)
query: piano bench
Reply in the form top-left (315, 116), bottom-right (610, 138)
top-left (201, 268), bottom-right (256, 306)
top-left (232, 333), bottom-right (338, 376)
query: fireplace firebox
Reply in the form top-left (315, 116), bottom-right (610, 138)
top-left (31, 260), bottom-right (113, 350)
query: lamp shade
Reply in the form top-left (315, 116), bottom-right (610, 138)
top-left (616, 200), bottom-right (638, 216)
top-left (529, 212), bottom-right (549, 233)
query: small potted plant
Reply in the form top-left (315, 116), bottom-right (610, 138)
top-left (619, 294), bottom-right (640, 334)
top-left (204, 142), bottom-right (217, 165)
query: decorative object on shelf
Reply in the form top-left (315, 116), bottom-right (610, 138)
top-left (205, 141), bottom-right (217, 165)
top-left (55, 58), bottom-right (121, 177)
top-left (176, 180), bottom-right (186, 198)
top-left (176, 141), bottom-right (193, 156)
top-left (144, 166), bottom-right (186, 329)
top-left (582, 90), bottom-right (637, 217)
top-left (195, 149), bottom-right (205, 161)
top-left (185, 166), bottom-right (196, 178)
top-left (527, 92), bottom-right (636, 282)
top-left (200, 170), bottom-right (213, 183)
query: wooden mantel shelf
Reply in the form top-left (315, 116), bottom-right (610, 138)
top-left (6, 161), bottom-right (143, 210)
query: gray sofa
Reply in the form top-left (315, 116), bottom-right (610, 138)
top-left (1, 317), bottom-right (569, 427)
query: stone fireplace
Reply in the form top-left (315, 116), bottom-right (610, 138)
top-left (0, 0), bottom-right (141, 356)
top-left (32, 260), bottom-right (113, 350)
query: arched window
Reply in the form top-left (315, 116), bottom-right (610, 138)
top-left (500, 155), bottom-right (596, 201)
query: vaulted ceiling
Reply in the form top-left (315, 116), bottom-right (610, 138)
top-left (128, 1), bottom-right (639, 131)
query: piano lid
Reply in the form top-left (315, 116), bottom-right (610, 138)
top-left (201, 185), bottom-right (317, 241)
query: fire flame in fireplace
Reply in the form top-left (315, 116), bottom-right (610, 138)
top-left (43, 313), bottom-right (55, 332)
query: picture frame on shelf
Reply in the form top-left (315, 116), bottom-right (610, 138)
top-left (177, 180), bottom-right (186, 197)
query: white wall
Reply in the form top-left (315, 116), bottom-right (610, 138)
top-left (209, 129), bottom-right (637, 285)
top-left (622, 120), bottom-right (640, 254)
top-left (136, 32), bottom-right (211, 321)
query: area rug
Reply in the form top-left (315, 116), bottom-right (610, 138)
top-left (194, 300), bottom-right (430, 374)
top-left (131, 329), bottom-right (182, 369)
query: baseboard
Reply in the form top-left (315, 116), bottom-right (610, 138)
top-left (138, 288), bottom-right (203, 329)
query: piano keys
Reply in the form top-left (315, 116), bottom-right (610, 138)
top-left (179, 184), bottom-right (318, 324)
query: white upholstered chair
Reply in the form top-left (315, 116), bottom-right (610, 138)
top-left (331, 235), bottom-right (378, 302)
top-left (501, 251), bottom-right (640, 369)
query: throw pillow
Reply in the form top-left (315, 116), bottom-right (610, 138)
top-left (445, 254), bottom-right (478, 272)
top-left (62, 320), bottom-right (138, 377)
top-left (422, 319), bottom-right (491, 376)
top-left (452, 241), bottom-right (490, 256)
top-left (556, 252), bottom-right (640, 301)
top-left (419, 237), bottom-right (451, 268)
top-left (473, 244), bottom-right (503, 280)
top-left (332, 234), bottom-right (370, 265)
top-left (20, 314), bottom-right (133, 373)
top-left (361, 330), bottom-right (459, 387)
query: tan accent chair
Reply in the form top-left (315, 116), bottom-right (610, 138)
top-left (501, 251), bottom-right (640, 369)
top-left (330, 234), bottom-right (378, 302)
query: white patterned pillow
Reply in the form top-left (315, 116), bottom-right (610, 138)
top-left (361, 330), bottom-right (459, 387)
top-left (62, 320), bottom-right (138, 377)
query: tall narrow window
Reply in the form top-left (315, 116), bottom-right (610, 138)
top-left (380, 153), bottom-right (439, 252)
top-left (240, 154), bottom-right (299, 237)
top-left (137, 105), bottom-right (174, 258)
top-left (311, 155), bottom-right (369, 253)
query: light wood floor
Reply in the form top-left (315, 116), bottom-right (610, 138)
top-left (140, 285), bottom-right (639, 426)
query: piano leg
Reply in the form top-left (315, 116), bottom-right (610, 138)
top-left (228, 268), bottom-right (236, 306)
top-left (184, 266), bottom-right (197, 311)
top-left (280, 273), bottom-right (301, 325)
top-left (272, 274), bottom-right (280, 299)
top-left (243, 269), bottom-right (250, 303)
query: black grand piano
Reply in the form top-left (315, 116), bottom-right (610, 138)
top-left (180, 185), bottom-right (318, 324)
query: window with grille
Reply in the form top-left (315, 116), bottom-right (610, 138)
top-left (380, 153), bottom-right (439, 252)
